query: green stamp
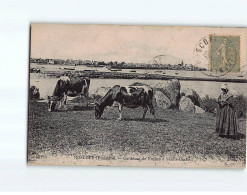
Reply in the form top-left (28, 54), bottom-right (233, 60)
top-left (209, 35), bottom-right (240, 73)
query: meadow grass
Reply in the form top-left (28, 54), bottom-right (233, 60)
top-left (28, 100), bottom-right (246, 167)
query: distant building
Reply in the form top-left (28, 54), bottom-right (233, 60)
top-left (82, 60), bottom-right (92, 65)
top-left (76, 60), bottom-right (83, 65)
top-left (92, 61), bottom-right (99, 65)
top-left (65, 59), bottom-right (76, 65)
top-left (38, 58), bottom-right (48, 64)
top-left (30, 58), bottom-right (38, 63)
top-left (48, 59), bottom-right (54, 64)
top-left (54, 59), bottom-right (65, 64)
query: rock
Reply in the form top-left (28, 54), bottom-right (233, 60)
top-left (29, 86), bottom-right (40, 100)
top-left (154, 91), bottom-right (171, 109)
top-left (112, 101), bottom-right (119, 107)
top-left (90, 86), bottom-right (111, 99)
top-left (180, 88), bottom-right (202, 107)
top-left (195, 105), bottom-right (205, 114)
top-left (130, 82), bottom-right (145, 86)
top-left (69, 96), bottom-right (88, 106)
top-left (179, 96), bottom-right (195, 113)
top-left (151, 79), bottom-right (181, 109)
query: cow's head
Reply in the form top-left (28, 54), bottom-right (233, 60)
top-left (47, 96), bottom-right (57, 112)
top-left (94, 103), bottom-right (104, 119)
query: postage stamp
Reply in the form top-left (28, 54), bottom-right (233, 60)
top-left (209, 35), bottom-right (240, 73)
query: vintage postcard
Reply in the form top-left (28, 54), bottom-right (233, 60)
top-left (28, 24), bottom-right (247, 168)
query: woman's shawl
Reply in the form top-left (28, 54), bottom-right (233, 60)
top-left (218, 91), bottom-right (233, 102)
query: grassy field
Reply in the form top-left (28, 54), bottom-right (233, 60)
top-left (27, 100), bottom-right (246, 168)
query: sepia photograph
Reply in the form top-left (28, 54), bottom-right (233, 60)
top-left (28, 24), bottom-right (247, 168)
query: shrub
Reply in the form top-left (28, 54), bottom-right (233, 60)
top-left (201, 94), bottom-right (247, 118)
top-left (231, 94), bottom-right (246, 118)
top-left (201, 95), bottom-right (218, 113)
top-left (70, 96), bottom-right (85, 103)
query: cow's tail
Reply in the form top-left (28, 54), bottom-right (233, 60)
top-left (148, 88), bottom-right (154, 101)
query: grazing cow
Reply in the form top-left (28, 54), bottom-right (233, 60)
top-left (48, 76), bottom-right (90, 111)
top-left (94, 84), bottom-right (155, 120)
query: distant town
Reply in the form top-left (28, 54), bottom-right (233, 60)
top-left (30, 58), bottom-right (207, 71)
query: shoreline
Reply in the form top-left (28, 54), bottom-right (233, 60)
top-left (36, 70), bottom-right (247, 83)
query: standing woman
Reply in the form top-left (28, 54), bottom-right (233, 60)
top-left (216, 84), bottom-right (238, 138)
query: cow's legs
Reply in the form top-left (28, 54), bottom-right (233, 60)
top-left (148, 104), bottom-right (155, 119)
top-left (59, 100), bottom-right (62, 109)
top-left (63, 94), bottom-right (68, 109)
top-left (60, 93), bottom-right (67, 110)
top-left (118, 103), bottom-right (123, 120)
top-left (142, 105), bottom-right (148, 119)
top-left (48, 100), bottom-right (53, 112)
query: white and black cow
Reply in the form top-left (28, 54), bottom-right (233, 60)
top-left (94, 84), bottom-right (155, 120)
top-left (48, 75), bottom-right (90, 111)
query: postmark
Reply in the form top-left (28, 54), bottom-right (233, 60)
top-left (209, 35), bottom-right (240, 73)
top-left (150, 54), bottom-right (183, 66)
top-left (193, 36), bottom-right (209, 69)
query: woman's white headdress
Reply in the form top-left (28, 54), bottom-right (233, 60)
top-left (221, 83), bottom-right (228, 90)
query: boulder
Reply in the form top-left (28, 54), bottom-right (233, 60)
top-left (69, 96), bottom-right (88, 107)
top-left (195, 105), bottom-right (205, 114)
top-left (180, 88), bottom-right (202, 107)
top-left (29, 86), bottom-right (40, 100)
top-left (179, 96), bottom-right (195, 113)
top-left (153, 91), bottom-right (171, 109)
top-left (90, 86), bottom-right (111, 99)
top-left (151, 79), bottom-right (181, 109)
top-left (90, 86), bottom-right (119, 108)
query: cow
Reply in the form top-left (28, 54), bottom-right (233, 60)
top-left (94, 84), bottom-right (155, 120)
top-left (47, 75), bottom-right (90, 111)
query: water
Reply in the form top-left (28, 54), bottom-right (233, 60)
top-left (30, 63), bottom-right (247, 79)
top-left (30, 74), bottom-right (247, 99)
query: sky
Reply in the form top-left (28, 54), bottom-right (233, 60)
top-left (31, 24), bottom-right (247, 68)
